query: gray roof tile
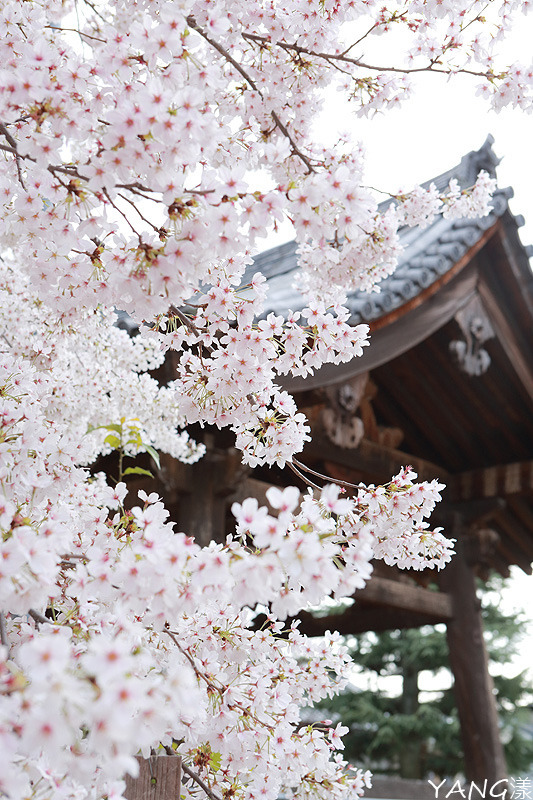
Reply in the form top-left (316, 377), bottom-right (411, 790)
top-left (253, 137), bottom-right (516, 324)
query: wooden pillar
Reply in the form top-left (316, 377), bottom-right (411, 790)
top-left (124, 755), bottom-right (182, 800)
top-left (438, 519), bottom-right (507, 783)
top-left (172, 440), bottom-right (248, 547)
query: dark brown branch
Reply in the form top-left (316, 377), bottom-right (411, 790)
top-left (116, 180), bottom-right (157, 193)
top-left (168, 304), bottom-right (204, 339)
top-left (29, 608), bottom-right (51, 626)
top-left (269, 111), bottom-right (315, 173)
top-left (241, 31), bottom-right (497, 79)
top-left (119, 185), bottom-right (161, 203)
top-left (186, 16), bottom-right (260, 92)
top-left (103, 188), bottom-right (141, 238)
top-left (165, 628), bottom-right (220, 693)
top-left (0, 141), bottom-right (92, 183)
top-left (59, 552), bottom-right (89, 561)
top-left (340, 20), bottom-right (384, 56)
top-left (165, 627), bottom-right (276, 731)
top-left (181, 762), bottom-right (224, 800)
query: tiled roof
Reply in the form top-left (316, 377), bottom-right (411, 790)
top-left (250, 136), bottom-right (524, 324)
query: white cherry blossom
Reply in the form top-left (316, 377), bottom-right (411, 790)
top-left (0, 0), bottom-right (527, 798)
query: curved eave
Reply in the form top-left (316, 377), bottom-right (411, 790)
top-left (281, 221), bottom-right (500, 392)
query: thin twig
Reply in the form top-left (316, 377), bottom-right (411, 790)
top-left (293, 458), bottom-right (360, 490)
top-left (165, 628), bottom-right (220, 692)
top-left (119, 185), bottom-right (161, 203)
top-left (80, 0), bottom-right (108, 23)
top-left (340, 20), bottom-right (383, 56)
top-left (118, 192), bottom-right (162, 233)
top-left (165, 628), bottom-right (276, 730)
top-left (287, 461), bottom-right (322, 491)
top-left (270, 111), bottom-right (315, 173)
top-left (103, 189), bottom-right (141, 237)
top-left (116, 180), bottom-right (157, 193)
top-left (46, 25), bottom-right (106, 42)
top-left (187, 16), bottom-right (260, 92)
top-left (59, 552), bottom-right (89, 561)
top-left (0, 138), bottom-right (93, 184)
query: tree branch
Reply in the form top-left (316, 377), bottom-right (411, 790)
top-left (79, 0), bottom-right (108, 24)
top-left (181, 762), bottom-right (224, 800)
top-left (186, 17), bottom-right (315, 173)
top-left (0, 123), bottom-right (26, 189)
top-left (29, 608), bottom-right (52, 626)
top-left (168, 305), bottom-right (203, 338)
top-left (117, 192), bottom-right (162, 234)
top-left (46, 25), bottom-right (106, 43)
top-left (186, 16), bottom-right (261, 92)
top-left (103, 188), bottom-right (142, 238)
top-left (293, 457), bottom-right (360, 490)
top-left (241, 31), bottom-right (496, 79)
top-left (287, 460), bottom-right (322, 491)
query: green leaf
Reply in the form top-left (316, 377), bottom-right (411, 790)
top-left (209, 752), bottom-right (222, 772)
top-left (123, 467), bottom-right (154, 478)
top-left (143, 444), bottom-right (160, 469)
top-left (86, 422), bottom-right (122, 435)
top-left (104, 434), bottom-right (121, 449)
top-left (102, 423), bottom-right (123, 434)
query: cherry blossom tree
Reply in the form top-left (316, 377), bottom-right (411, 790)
top-left (0, 0), bottom-right (530, 798)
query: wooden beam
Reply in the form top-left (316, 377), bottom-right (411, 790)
top-left (304, 434), bottom-right (450, 485)
top-left (295, 577), bottom-right (452, 637)
top-left (449, 497), bottom-right (506, 525)
top-left (492, 511), bottom-right (533, 572)
top-left (297, 605), bottom-right (451, 636)
top-left (354, 576), bottom-right (453, 618)
top-left (453, 460), bottom-right (533, 502)
top-left (175, 444), bottom-right (246, 546)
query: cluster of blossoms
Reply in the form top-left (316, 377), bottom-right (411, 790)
top-left (0, 259), bottom-right (204, 466)
top-left (0, 0), bottom-right (528, 798)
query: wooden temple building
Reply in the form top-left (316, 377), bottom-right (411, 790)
top-left (150, 137), bottom-right (533, 784)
